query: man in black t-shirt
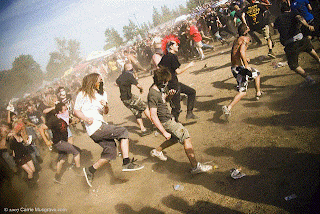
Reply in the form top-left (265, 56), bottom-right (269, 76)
top-left (115, 63), bottom-right (152, 135)
top-left (46, 102), bottom-right (81, 184)
top-left (158, 38), bottom-right (197, 122)
top-left (274, 2), bottom-right (320, 86)
top-left (242, 0), bottom-right (276, 58)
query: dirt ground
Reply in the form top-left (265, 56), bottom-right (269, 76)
top-left (1, 34), bottom-right (320, 214)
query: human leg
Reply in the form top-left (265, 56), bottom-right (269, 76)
top-left (183, 138), bottom-right (197, 168)
top-left (184, 138), bottom-right (213, 174)
top-left (227, 91), bottom-right (247, 111)
top-left (179, 83), bottom-right (198, 119)
top-left (308, 49), bottom-right (320, 65)
top-left (38, 124), bottom-right (52, 148)
top-left (21, 161), bottom-right (34, 179)
top-left (170, 90), bottom-right (182, 122)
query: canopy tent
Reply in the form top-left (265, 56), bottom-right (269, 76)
top-left (86, 47), bottom-right (116, 61)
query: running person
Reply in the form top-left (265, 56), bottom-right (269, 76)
top-left (148, 67), bottom-right (213, 174)
top-left (74, 73), bottom-right (144, 187)
top-left (222, 23), bottom-right (262, 120)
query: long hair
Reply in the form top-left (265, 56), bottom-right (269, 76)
top-left (43, 94), bottom-right (58, 107)
top-left (78, 73), bottom-right (100, 101)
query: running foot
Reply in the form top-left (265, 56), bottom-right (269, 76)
top-left (122, 158), bottom-right (144, 172)
top-left (190, 162), bottom-right (213, 174)
top-left (83, 167), bottom-right (94, 187)
top-left (150, 149), bottom-right (167, 161)
top-left (222, 105), bottom-right (231, 120)
top-left (268, 52), bottom-right (276, 59)
top-left (186, 112), bottom-right (199, 120)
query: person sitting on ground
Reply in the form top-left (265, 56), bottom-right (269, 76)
top-left (274, 2), bottom-right (320, 86)
top-left (222, 23), bottom-right (262, 120)
top-left (148, 67), bottom-right (213, 174)
top-left (115, 62), bottom-right (153, 135)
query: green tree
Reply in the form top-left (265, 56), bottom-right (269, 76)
top-left (161, 5), bottom-right (172, 23)
top-left (0, 55), bottom-right (44, 101)
top-left (186, 0), bottom-right (207, 11)
top-left (123, 19), bottom-right (138, 41)
top-left (104, 27), bottom-right (123, 50)
top-left (178, 4), bottom-right (189, 14)
top-left (46, 38), bottom-right (82, 80)
top-left (152, 6), bottom-right (161, 27)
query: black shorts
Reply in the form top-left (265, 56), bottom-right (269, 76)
top-left (15, 154), bottom-right (32, 167)
top-left (54, 140), bottom-right (80, 161)
top-left (284, 37), bottom-right (314, 70)
top-left (90, 123), bottom-right (129, 160)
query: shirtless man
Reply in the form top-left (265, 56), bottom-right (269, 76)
top-left (222, 23), bottom-right (262, 120)
top-left (123, 50), bottom-right (147, 79)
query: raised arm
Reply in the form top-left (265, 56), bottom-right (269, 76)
top-left (176, 61), bottom-right (195, 75)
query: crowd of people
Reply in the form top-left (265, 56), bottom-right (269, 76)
top-left (1, 0), bottom-right (320, 189)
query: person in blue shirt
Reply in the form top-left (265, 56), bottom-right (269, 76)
top-left (291, 0), bottom-right (319, 38)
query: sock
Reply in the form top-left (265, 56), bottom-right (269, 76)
top-left (89, 166), bottom-right (96, 174)
top-left (123, 158), bottom-right (130, 165)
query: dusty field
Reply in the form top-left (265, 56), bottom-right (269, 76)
top-left (1, 35), bottom-right (320, 214)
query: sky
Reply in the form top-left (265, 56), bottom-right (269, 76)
top-left (0, 0), bottom-right (187, 71)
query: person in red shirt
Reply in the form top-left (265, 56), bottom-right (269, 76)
top-left (187, 23), bottom-right (205, 60)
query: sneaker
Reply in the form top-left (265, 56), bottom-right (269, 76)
top-left (300, 79), bottom-right (316, 87)
top-left (122, 158), bottom-right (144, 172)
top-left (150, 149), bottom-right (167, 161)
top-left (255, 91), bottom-right (263, 101)
top-left (54, 174), bottom-right (66, 184)
top-left (83, 167), bottom-right (94, 187)
top-left (186, 112), bottom-right (199, 120)
top-left (308, 79), bottom-right (316, 86)
top-left (140, 129), bottom-right (153, 137)
top-left (267, 52), bottom-right (276, 59)
top-left (190, 162), bottom-right (213, 174)
top-left (54, 177), bottom-right (66, 185)
top-left (222, 105), bottom-right (231, 120)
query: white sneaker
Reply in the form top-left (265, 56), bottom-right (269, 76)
top-left (222, 105), bottom-right (231, 120)
top-left (190, 162), bottom-right (213, 174)
top-left (150, 149), bottom-right (167, 161)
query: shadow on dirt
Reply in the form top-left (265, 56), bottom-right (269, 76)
top-left (161, 195), bottom-right (244, 214)
top-left (115, 203), bottom-right (164, 214)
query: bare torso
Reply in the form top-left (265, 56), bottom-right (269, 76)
top-left (231, 36), bottom-right (251, 67)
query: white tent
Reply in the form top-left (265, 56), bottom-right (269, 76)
top-left (86, 47), bottom-right (116, 61)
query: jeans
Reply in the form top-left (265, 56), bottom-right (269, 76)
top-left (169, 82), bottom-right (196, 120)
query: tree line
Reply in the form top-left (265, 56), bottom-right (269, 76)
top-left (104, 0), bottom-right (209, 49)
top-left (0, 0), bottom-right (207, 104)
